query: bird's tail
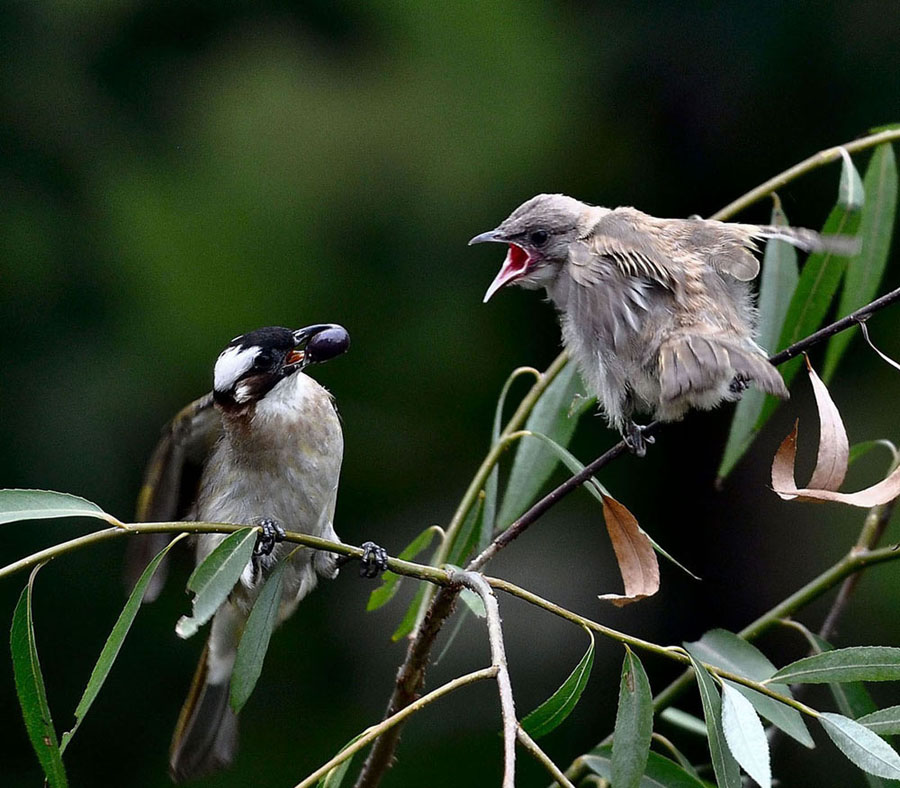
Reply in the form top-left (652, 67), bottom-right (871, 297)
top-left (752, 225), bottom-right (860, 257)
top-left (658, 334), bottom-right (789, 404)
top-left (169, 619), bottom-right (240, 782)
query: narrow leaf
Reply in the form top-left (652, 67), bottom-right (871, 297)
top-left (806, 358), bottom-right (849, 492)
top-left (849, 440), bottom-right (899, 469)
top-left (769, 647), bottom-right (900, 684)
top-left (757, 202), bottom-right (859, 427)
top-left (772, 421), bottom-right (900, 507)
top-left (838, 147), bottom-right (866, 210)
top-left (721, 683), bottom-right (771, 788)
top-left (718, 201), bottom-right (799, 480)
top-left (859, 707), bottom-right (900, 736)
top-left (612, 648), bottom-right (654, 788)
top-left (598, 494), bottom-right (660, 607)
top-left (820, 712), bottom-right (900, 779)
top-left (584, 748), bottom-right (708, 788)
top-left (367, 526), bottom-right (439, 611)
top-left (175, 528), bottom-right (256, 639)
top-left (861, 322), bottom-right (900, 373)
top-left (685, 629), bottom-right (813, 748)
top-left (230, 554), bottom-right (289, 713)
top-left (392, 581), bottom-right (429, 641)
top-left (0, 488), bottom-right (120, 526)
top-left (458, 587), bottom-right (486, 618)
top-left (660, 708), bottom-right (709, 738)
top-left (61, 534), bottom-right (187, 753)
top-left (11, 565), bottom-right (68, 788)
top-left (521, 629), bottom-right (594, 739)
top-left (687, 655), bottom-right (741, 788)
top-left (497, 360), bottom-right (586, 527)
top-left (317, 734), bottom-right (364, 788)
top-left (824, 144), bottom-right (898, 380)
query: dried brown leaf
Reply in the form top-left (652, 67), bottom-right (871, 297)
top-left (771, 420), bottom-right (802, 501)
top-left (772, 420), bottom-right (900, 507)
top-left (806, 357), bottom-right (848, 491)
top-left (598, 494), bottom-right (660, 607)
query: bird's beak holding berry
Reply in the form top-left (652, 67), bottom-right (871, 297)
top-left (290, 324), bottom-right (350, 369)
top-left (469, 230), bottom-right (532, 303)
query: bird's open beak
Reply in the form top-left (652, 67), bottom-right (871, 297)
top-left (288, 324), bottom-right (347, 369)
top-left (470, 230), bottom-right (531, 303)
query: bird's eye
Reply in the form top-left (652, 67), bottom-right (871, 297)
top-left (253, 349), bottom-right (278, 370)
top-left (529, 229), bottom-right (549, 247)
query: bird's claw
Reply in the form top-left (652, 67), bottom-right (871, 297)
top-left (624, 421), bottom-right (654, 457)
top-left (359, 541), bottom-right (389, 579)
top-left (729, 374), bottom-right (750, 395)
top-left (254, 518), bottom-right (286, 558)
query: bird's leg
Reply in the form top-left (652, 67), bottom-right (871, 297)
top-left (252, 518), bottom-right (286, 578)
top-left (623, 420), bottom-right (654, 458)
top-left (336, 541), bottom-right (389, 578)
top-left (729, 374), bottom-right (750, 396)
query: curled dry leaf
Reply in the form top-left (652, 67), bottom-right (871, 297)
top-left (772, 420), bottom-right (900, 508)
top-left (598, 495), bottom-right (660, 607)
top-left (805, 356), bottom-right (849, 491)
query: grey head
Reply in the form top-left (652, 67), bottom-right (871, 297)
top-left (212, 324), bottom-right (349, 412)
top-left (469, 193), bottom-right (590, 301)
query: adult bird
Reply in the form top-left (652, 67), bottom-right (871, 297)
top-left (131, 324), bottom-right (385, 782)
top-left (471, 194), bottom-right (856, 454)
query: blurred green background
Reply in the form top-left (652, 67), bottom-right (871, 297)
top-left (1, 2), bottom-right (899, 786)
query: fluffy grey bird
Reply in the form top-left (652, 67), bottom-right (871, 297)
top-left (471, 194), bottom-right (856, 453)
top-left (137, 324), bottom-right (385, 782)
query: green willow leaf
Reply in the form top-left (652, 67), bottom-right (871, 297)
top-left (720, 683), bottom-right (771, 788)
top-left (718, 201), bottom-right (799, 480)
top-left (61, 534), bottom-right (187, 754)
top-left (612, 647), bottom-right (653, 788)
top-left (317, 734), bottom-right (363, 788)
top-left (688, 655), bottom-right (741, 788)
top-left (756, 203), bottom-right (860, 429)
top-left (859, 707), bottom-right (900, 736)
top-left (686, 629), bottom-right (813, 747)
top-left (838, 148), bottom-right (866, 210)
top-left (175, 528), bottom-right (256, 639)
top-left (0, 488), bottom-right (121, 526)
top-left (392, 581), bottom-right (429, 642)
top-left (769, 647), bottom-right (900, 684)
top-left (824, 143), bottom-right (898, 381)
top-left (230, 553), bottom-right (290, 713)
top-left (10, 565), bottom-right (68, 788)
top-left (820, 712), bottom-right (900, 779)
top-left (521, 628), bottom-right (594, 739)
top-left (659, 708), bottom-right (708, 738)
top-left (497, 360), bottom-right (586, 527)
top-left (584, 747), bottom-right (708, 788)
top-left (367, 526), bottom-right (439, 611)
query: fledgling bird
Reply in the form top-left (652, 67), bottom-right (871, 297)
top-left (158, 324), bottom-right (385, 782)
top-left (471, 194), bottom-right (856, 453)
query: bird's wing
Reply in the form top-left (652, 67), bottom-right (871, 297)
top-left (573, 209), bottom-right (765, 284)
top-left (570, 207), bottom-right (680, 287)
top-left (125, 393), bottom-right (222, 601)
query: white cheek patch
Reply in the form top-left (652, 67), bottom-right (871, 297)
top-left (214, 345), bottom-right (259, 393)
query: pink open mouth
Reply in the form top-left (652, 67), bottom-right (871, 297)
top-left (483, 243), bottom-right (531, 302)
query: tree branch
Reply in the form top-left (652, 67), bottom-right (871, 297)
top-left (452, 570), bottom-right (517, 788)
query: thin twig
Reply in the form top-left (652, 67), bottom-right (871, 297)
top-left (0, 522), bottom-right (453, 586)
top-left (517, 726), bottom-right (576, 788)
top-left (292, 667), bottom-right (498, 788)
top-left (819, 498), bottom-right (898, 641)
top-left (452, 570), bottom-right (517, 788)
top-left (709, 128), bottom-right (900, 222)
